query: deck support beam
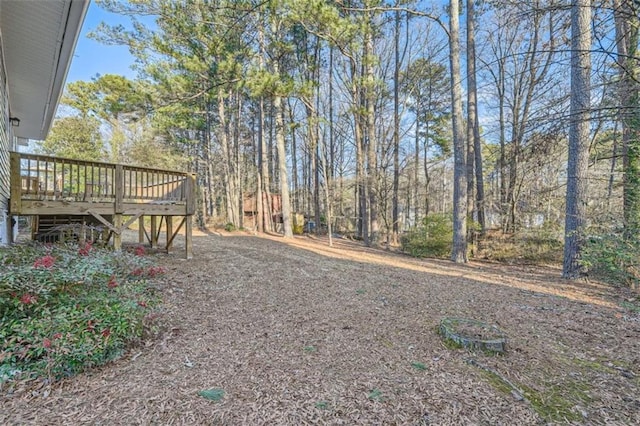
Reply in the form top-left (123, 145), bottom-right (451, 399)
top-left (138, 216), bottom-right (145, 244)
top-left (88, 211), bottom-right (118, 234)
top-left (113, 214), bottom-right (122, 250)
top-left (150, 216), bottom-right (158, 248)
top-left (166, 216), bottom-right (173, 252)
top-left (185, 215), bottom-right (193, 259)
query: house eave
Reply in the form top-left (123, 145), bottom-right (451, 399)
top-left (1, 0), bottom-right (89, 141)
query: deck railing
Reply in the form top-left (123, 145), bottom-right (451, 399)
top-left (10, 152), bottom-right (196, 216)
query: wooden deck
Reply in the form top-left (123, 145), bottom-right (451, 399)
top-left (9, 152), bottom-right (196, 257)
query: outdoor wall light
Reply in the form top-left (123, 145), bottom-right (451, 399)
top-left (9, 117), bottom-right (20, 127)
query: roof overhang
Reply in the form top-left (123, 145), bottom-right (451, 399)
top-left (0, 0), bottom-right (89, 141)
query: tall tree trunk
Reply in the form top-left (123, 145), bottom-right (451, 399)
top-left (200, 127), bottom-right (210, 229)
top-left (465, 8), bottom-right (475, 244)
top-left (351, 57), bottom-right (366, 240)
top-left (365, 25), bottom-right (379, 246)
top-left (563, 0), bottom-right (592, 278)
top-left (414, 109), bottom-right (420, 226)
top-left (234, 92), bottom-right (243, 229)
top-left (412, 116), bottom-right (420, 226)
top-left (607, 121), bottom-right (618, 211)
top-left (615, 0), bottom-right (640, 236)
top-left (423, 120), bottom-right (431, 216)
top-left (274, 93), bottom-right (293, 238)
top-left (259, 97), bottom-right (273, 232)
top-left (320, 120), bottom-right (334, 247)
top-left (467, 0), bottom-right (486, 234)
top-left (305, 103), bottom-right (320, 235)
top-left (449, 0), bottom-right (468, 263)
top-left (498, 64), bottom-right (507, 232)
top-left (303, 36), bottom-right (322, 235)
top-left (391, 9), bottom-right (401, 244)
top-left (289, 100), bottom-right (299, 213)
top-left (258, 25), bottom-right (272, 233)
top-left (217, 90), bottom-right (239, 226)
top-left (204, 104), bottom-right (214, 224)
top-left (329, 46), bottom-right (335, 182)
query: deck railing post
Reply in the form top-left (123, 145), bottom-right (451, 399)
top-left (185, 173), bottom-right (196, 259)
top-left (114, 164), bottom-right (124, 250)
top-left (186, 173), bottom-right (196, 215)
top-left (114, 164), bottom-right (124, 214)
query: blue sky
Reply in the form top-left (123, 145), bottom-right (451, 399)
top-left (66, 1), bottom-right (138, 82)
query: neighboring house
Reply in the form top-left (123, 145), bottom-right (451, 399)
top-left (0, 0), bottom-right (88, 245)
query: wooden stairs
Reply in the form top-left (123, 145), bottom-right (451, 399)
top-left (32, 215), bottom-right (108, 243)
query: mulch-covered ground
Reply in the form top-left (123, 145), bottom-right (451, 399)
top-left (2, 231), bottom-right (639, 425)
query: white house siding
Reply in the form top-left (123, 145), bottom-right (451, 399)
top-left (0, 34), bottom-right (13, 245)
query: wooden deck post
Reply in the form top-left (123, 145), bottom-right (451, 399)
top-left (165, 216), bottom-right (173, 253)
top-left (150, 215), bottom-right (158, 248)
top-left (138, 216), bottom-right (145, 244)
top-left (185, 215), bottom-right (193, 259)
top-left (113, 214), bottom-right (122, 250)
top-left (80, 217), bottom-right (86, 242)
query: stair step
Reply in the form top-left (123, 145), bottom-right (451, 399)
top-left (33, 215), bottom-right (108, 242)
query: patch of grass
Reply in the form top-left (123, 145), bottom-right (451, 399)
top-left (315, 401), bottom-right (329, 410)
top-left (367, 388), bottom-right (384, 402)
top-left (411, 362), bottom-right (427, 371)
top-left (356, 289), bottom-right (366, 295)
top-left (478, 367), bottom-right (590, 423)
top-left (304, 345), bottom-right (317, 353)
top-left (198, 388), bottom-right (225, 401)
top-left (567, 354), bottom-right (638, 386)
top-left (570, 357), bottom-right (616, 374)
top-left (621, 300), bottom-right (640, 313)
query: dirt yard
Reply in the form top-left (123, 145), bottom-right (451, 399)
top-left (2, 231), bottom-right (639, 425)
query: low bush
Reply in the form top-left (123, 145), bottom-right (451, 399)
top-left (476, 227), bottom-right (563, 265)
top-left (581, 230), bottom-right (640, 288)
top-left (401, 214), bottom-right (453, 258)
top-left (293, 223), bottom-right (304, 235)
top-left (0, 242), bottom-right (162, 384)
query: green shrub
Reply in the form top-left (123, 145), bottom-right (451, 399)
top-left (581, 230), bottom-right (640, 288)
top-left (224, 222), bottom-right (236, 232)
top-left (401, 214), bottom-right (453, 258)
top-left (0, 242), bottom-right (162, 383)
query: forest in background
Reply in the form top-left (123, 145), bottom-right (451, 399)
top-left (39, 0), bottom-right (640, 286)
